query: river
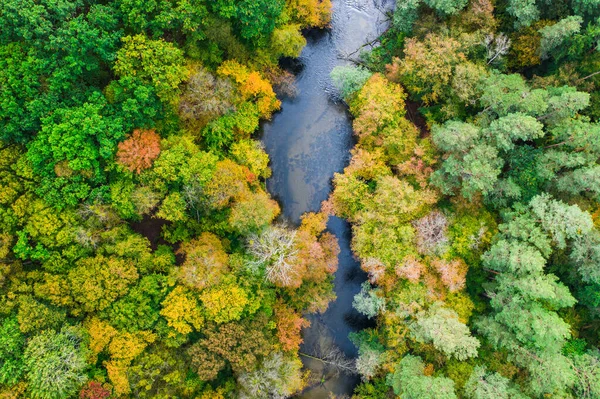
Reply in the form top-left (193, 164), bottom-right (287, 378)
top-left (260, 0), bottom-right (394, 397)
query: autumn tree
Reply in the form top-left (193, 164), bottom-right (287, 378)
top-left (68, 255), bottom-right (139, 314)
top-left (188, 315), bottom-right (273, 380)
top-left (177, 233), bottom-right (229, 291)
top-left (116, 129), bottom-right (161, 174)
top-left (274, 302), bottom-right (310, 352)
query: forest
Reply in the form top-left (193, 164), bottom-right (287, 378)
top-left (0, 0), bottom-right (599, 397)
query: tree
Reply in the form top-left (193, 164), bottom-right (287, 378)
top-left (199, 278), bottom-right (251, 323)
top-left (237, 352), bottom-right (304, 398)
top-left (177, 233), bottom-right (229, 291)
top-left (247, 225), bottom-right (301, 287)
top-left (353, 282), bottom-right (386, 318)
top-left (274, 302), bottom-right (310, 352)
top-left (159, 286), bottom-right (204, 336)
top-left (103, 274), bottom-right (171, 332)
top-left (387, 355), bottom-right (457, 399)
top-left (230, 139), bottom-right (271, 179)
top-left (413, 211), bottom-right (449, 256)
top-left (229, 191), bottom-right (280, 235)
top-left (423, 0), bottom-right (468, 15)
top-left (116, 129), bottom-right (161, 174)
top-left (387, 34), bottom-right (465, 104)
top-left (410, 303), bottom-right (480, 360)
top-left (233, 0), bottom-right (284, 45)
top-left (270, 24), bottom-right (306, 58)
top-left (26, 95), bottom-right (125, 207)
top-left (506, 0), bottom-right (539, 28)
top-left (188, 315), bottom-right (273, 380)
top-left (68, 255), bottom-right (139, 313)
top-left (0, 316), bottom-right (25, 386)
top-left (24, 327), bottom-right (89, 399)
top-left (539, 16), bottom-right (583, 60)
top-left (179, 67), bottom-right (236, 124)
top-left (464, 366), bottom-right (527, 399)
top-left (287, 0), bottom-right (331, 28)
top-left (79, 381), bottom-right (111, 399)
top-left (113, 35), bottom-right (186, 104)
top-left (331, 65), bottom-right (372, 101)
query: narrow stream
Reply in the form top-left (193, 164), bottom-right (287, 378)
top-left (261, 0), bottom-right (393, 397)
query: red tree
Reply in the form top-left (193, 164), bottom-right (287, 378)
top-left (116, 129), bottom-right (161, 173)
top-left (80, 381), bottom-right (111, 399)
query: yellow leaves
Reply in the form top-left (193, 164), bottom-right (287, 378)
top-left (387, 34), bottom-right (465, 105)
top-left (108, 331), bottom-right (155, 363)
top-left (69, 256), bottom-right (139, 313)
top-left (103, 330), bottom-right (156, 396)
top-left (85, 317), bottom-right (117, 361)
top-left (160, 286), bottom-right (204, 334)
top-left (217, 60), bottom-right (280, 118)
top-left (199, 279), bottom-right (250, 324)
top-left (178, 232), bottom-right (229, 291)
top-left (105, 361), bottom-right (130, 396)
top-left (299, 212), bottom-right (328, 237)
top-left (287, 0), bottom-right (332, 28)
top-left (350, 73), bottom-right (407, 138)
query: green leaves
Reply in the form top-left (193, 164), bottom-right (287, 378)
top-left (387, 355), bottom-right (458, 399)
top-left (114, 35), bottom-right (186, 104)
top-left (24, 327), bottom-right (89, 399)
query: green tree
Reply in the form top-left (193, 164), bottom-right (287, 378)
top-left (410, 303), bottom-right (480, 361)
top-left (0, 316), bottom-right (25, 386)
top-left (387, 355), bottom-right (457, 399)
top-left (114, 34), bottom-right (186, 104)
top-left (24, 327), bottom-right (89, 399)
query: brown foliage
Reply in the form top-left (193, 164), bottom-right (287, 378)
top-left (188, 315), bottom-right (273, 380)
top-left (117, 129), bottom-right (161, 174)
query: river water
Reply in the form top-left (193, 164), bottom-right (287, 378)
top-left (260, 0), bottom-right (393, 397)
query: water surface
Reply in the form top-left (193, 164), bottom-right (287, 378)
top-left (261, 0), bottom-right (393, 396)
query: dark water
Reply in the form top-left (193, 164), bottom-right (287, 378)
top-left (261, 0), bottom-right (393, 397)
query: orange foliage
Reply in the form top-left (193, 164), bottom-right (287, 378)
top-left (116, 129), bottom-right (161, 173)
top-left (295, 213), bottom-right (340, 282)
top-left (274, 302), bottom-right (310, 351)
top-left (217, 61), bottom-right (280, 118)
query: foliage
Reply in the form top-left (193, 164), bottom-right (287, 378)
top-left (24, 327), bottom-right (89, 399)
top-left (116, 129), bottom-right (161, 173)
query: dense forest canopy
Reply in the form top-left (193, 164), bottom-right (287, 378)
top-left (329, 0), bottom-right (600, 397)
top-left (0, 0), bottom-right (599, 397)
top-left (0, 0), bottom-right (337, 397)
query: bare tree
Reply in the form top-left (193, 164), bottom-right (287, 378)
top-left (485, 33), bottom-right (511, 65)
top-left (413, 211), bottom-right (448, 255)
top-left (247, 225), bottom-right (300, 287)
top-left (299, 323), bottom-right (356, 379)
